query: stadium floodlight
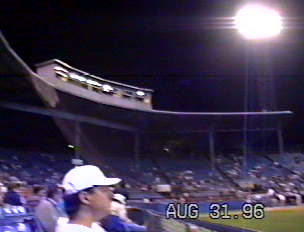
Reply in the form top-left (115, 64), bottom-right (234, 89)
top-left (102, 84), bottom-right (114, 92)
top-left (86, 79), bottom-right (102, 87)
top-left (69, 73), bottom-right (87, 82)
top-left (136, 90), bottom-right (145, 96)
top-left (68, 145), bottom-right (81, 151)
top-left (55, 70), bottom-right (69, 78)
top-left (54, 66), bottom-right (69, 73)
top-left (234, 5), bottom-right (283, 39)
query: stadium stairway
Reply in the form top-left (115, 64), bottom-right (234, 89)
top-left (214, 164), bottom-right (242, 190)
top-left (264, 154), bottom-right (304, 183)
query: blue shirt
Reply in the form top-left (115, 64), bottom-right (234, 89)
top-left (3, 190), bottom-right (23, 206)
top-left (102, 215), bottom-right (147, 232)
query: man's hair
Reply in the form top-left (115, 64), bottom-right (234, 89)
top-left (63, 187), bottom-right (95, 219)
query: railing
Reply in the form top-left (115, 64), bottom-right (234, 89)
top-left (127, 207), bottom-right (257, 232)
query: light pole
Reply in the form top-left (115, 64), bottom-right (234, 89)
top-left (234, 4), bottom-right (283, 179)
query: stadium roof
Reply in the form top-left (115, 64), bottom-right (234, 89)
top-left (0, 31), bottom-right (292, 134)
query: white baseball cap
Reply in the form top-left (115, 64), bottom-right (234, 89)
top-left (62, 165), bottom-right (121, 194)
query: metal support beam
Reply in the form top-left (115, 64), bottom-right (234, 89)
top-left (277, 124), bottom-right (284, 155)
top-left (134, 132), bottom-right (141, 169)
top-left (0, 102), bottom-right (136, 132)
top-left (208, 131), bottom-right (216, 173)
top-left (145, 128), bottom-right (279, 134)
top-left (75, 122), bottom-right (81, 159)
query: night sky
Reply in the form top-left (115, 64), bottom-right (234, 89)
top-left (1, 0), bottom-right (304, 150)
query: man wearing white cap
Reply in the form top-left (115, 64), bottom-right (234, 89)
top-left (56, 165), bottom-right (121, 232)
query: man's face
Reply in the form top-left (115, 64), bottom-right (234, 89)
top-left (83, 186), bottom-right (113, 220)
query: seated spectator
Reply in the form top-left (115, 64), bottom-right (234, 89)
top-left (36, 185), bottom-right (66, 232)
top-left (0, 182), bottom-right (7, 206)
top-left (27, 185), bottom-right (46, 211)
top-left (3, 182), bottom-right (23, 206)
top-left (101, 194), bottom-right (147, 232)
top-left (111, 194), bottom-right (131, 223)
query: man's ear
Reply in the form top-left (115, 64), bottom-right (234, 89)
top-left (78, 191), bottom-right (90, 205)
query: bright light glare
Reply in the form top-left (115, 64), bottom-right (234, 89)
top-left (136, 90), bottom-right (145, 96)
top-left (102, 84), bottom-right (114, 92)
top-left (86, 79), bottom-right (102, 87)
top-left (235, 5), bottom-right (282, 39)
top-left (69, 73), bottom-right (87, 82)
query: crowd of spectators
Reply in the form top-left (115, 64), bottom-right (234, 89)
top-left (214, 152), bottom-right (304, 191)
top-left (0, 146), bottom-right (303, 210)
top-left (104, 152), bottom-right (304, 204)
top-left (0, 146), bottom-right (302, 232)
top-left (0, 147), bottom-right (146, 232)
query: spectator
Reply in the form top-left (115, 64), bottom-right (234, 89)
top-left (0, 182), bottom-right (7, 206)
top-left (188, 224), bottom-right (200, 232)
top-left (102, 194), bottom-right (147, 232)
top-left (111, 194), bottom-right (131, 223)
top-left (56, 165), bottom-right (121, 232)
top-left (3, 182), bottom-right (23, 206)
top-left (27, 185), bottom-right (46, 211)
top-left (18, 182), bottom-right (31, 206)
top-left (36, 185), bottom-right (66, 232)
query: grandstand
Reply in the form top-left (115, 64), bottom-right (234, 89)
top-left (0, 30), bottom-right (304, 232)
